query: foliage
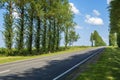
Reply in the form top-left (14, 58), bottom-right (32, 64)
top-left (0, 0), bottom-right (79, 55)
top-left (0, 47), bottom-right (91, 64)
top-left (90, 33), bottom-right (94, 47)
top-left (109, 33), bottom-right (117, 46)
top-left (91, 30), bottom-right (106, 47)
top-left (117, 32), bottom-right (120, 47)
top-left (68, 30), bottom-right (80, 46)
top-left (109, 0), bottom-right (120, 47)
top-left (0, 1), bottom-right (14, 54)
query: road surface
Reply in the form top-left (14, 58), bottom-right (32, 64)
top-left (0, 47), bottom-right (105, 80)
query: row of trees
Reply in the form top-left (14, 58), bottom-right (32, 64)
top-left (109, 0), bottom-right (120, 47)
top-left (90, 30), bottom-right (106, 47)
top-left (0, 0), bottom-right (79, 55)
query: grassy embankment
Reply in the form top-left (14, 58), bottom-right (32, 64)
top-left (0, 46), bottom-right (91, 64)
top-left (76, 47), bottom-right (120, 80)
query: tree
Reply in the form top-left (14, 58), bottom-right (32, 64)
top-left (63, 0), bottom-right (75, 48)
top-left (41, 0), bottom-right (48, 53)
top-left (68, 30), bottom-right (80, 46)
top-left (0, 0), bottom-right (14, 54)
top-left (109, 32), bottom-right (117, 46)
top-left (34, 0), bottom-right (43, 53)
top-left (0, 0), bottom-right (77, 55)
top-left (64, 22), bottom-right (74, 48)
top-left (15, 0), bottom-right (27, 54)
top-left (117, 32), bottom-right (120, 47)
top-left (90, 33), bottom-right (94, 47)
top-left (26, 0), bottom-right (35, 54)
top-left (109, 0), bottom-right (120, 47)
top-left (93, 30), bottom-right (106, 46)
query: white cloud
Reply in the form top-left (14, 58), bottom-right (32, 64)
top-left (93, 9), bottom-right (100, 16)
top-left (69, 3), bottom-right (80, 14)
top-left (75, 25), bottom-right (83, 30)
top-left (85, 15), bottom-right (104, 26)
top-left (107, 0), bottom-right (112, 4)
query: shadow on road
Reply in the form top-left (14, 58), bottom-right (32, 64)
top-left (0, 49), bottom-right (101, 80)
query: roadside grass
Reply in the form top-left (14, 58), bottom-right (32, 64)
top-left (76, 47), bottom-right (120, 80)
top-left (0, 46), bottom-right (92, 64)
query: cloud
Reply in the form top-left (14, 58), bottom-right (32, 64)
top-left (107, 0), bottom-right (112, 4)
top-left (69, 3), bottom-right (80, 14)
top-left (93, 9), bottom-right (100, 16)
top-left (75, 25), bottom-right (83, 30)
top-left (85, 15), bottom-right (104, 26)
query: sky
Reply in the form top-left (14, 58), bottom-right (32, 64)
top-left (0, 0), bottom-right (111, 47)
top-left (68, 0), bottom-right (111, 46)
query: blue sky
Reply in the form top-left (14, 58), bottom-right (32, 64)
top-left (0, 9), bottom-right (5, 47)
top-left (0, 0), bottom-right (111, 47)
top-left (68, 0), bottom-right (111, 46)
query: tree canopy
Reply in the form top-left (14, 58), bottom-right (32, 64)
top-left (0, 0), bottom-right (79, 55)
top-left (109, 0), bottom-right (120, 47)
top-left (90, 30), bottom-right (106, 47)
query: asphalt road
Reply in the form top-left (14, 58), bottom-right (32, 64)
top-left (0, 47), bottom-right (105, 80)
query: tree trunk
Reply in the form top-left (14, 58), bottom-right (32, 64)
top-left (35, 17), bottom-right (41, 52)
top-left (117, 32), bottom-right (120, 47)
top-left (42, 18), bottom-right (47, 53)
top-left (19, 5), bottom-right (24, 53)
top-left (28, 12), bottom-right (33, 54)
top-left (48, 19), bottom-right (52, 52)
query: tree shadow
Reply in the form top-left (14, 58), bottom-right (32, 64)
top-left (0, 49), bottom-right (100, 80)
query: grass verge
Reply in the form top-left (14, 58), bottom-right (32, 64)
top-left (0, 46), bottom-right (91, 64)
top-left (76, 47), bottom-right (120, 80)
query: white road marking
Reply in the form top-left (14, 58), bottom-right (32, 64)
top-left (53, 48), bottom-right (104, 80)
top-left (0, 70), bottom-right (10, 74)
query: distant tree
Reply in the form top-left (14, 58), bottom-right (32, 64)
top-left (93, 30), bottom-right (106, 46)
top-left (68, 30), bottom-right (80, 46)
top-left (90, 33), bottom-right (94, 47)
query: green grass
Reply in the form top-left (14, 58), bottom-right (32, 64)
top-left (0, 46), bottom-right (91, 64)
top-left (76, 47), bottom-right (120, 80)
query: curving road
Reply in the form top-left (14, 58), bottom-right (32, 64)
top-left (0, 47), bottom-right (105, 80)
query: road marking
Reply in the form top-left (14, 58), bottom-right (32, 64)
top-left (53, 48), bottom-right (104, 80)
top-left (0, 70), bottom-right (10, 74)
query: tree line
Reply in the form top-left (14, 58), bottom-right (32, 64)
top-left (90, 30), bottom-right (106, 47)
top-left (109, 0), bottom-right (120, 47)
top-left (0, 0), bottom-right (79, 55)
